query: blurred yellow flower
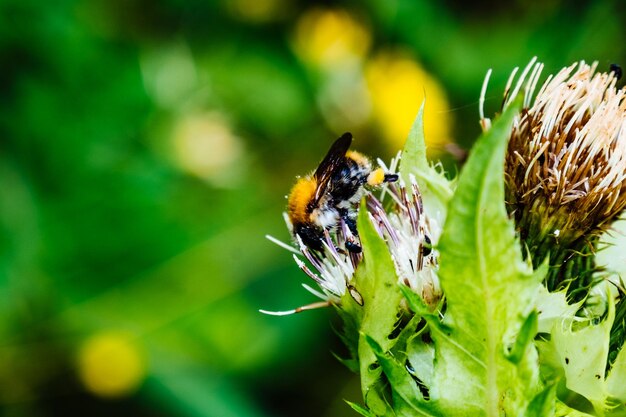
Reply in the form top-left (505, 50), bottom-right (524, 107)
top-left (172, 112), bottom-right (245, 187)
top-left (292, 8), bottom-right (370, 68)
top-left (77, 332), bottom-right (146, 398)
top-left (366, 52), bottom-right (452, 156)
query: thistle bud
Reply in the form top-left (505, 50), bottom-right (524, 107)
top-left (482, 59), bottom-right (626, 296)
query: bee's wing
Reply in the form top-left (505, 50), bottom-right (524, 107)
top-left (313, 132), bottom-right (352, 202)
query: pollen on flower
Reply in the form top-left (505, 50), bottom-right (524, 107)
top-left (367, 167), bottom-right (386, 186)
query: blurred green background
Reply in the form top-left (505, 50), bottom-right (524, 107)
top-left (1, 0), bottom-right (624, 416)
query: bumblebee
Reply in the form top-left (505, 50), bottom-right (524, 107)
top-left (287, 133), bottom-right (398, 253)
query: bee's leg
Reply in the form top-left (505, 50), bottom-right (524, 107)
top-left (344, 214), bottom-right (358, 236)
top-left (295, 225), bottom-right (326, 256)
top-left (339, 209), bottom-right (361, 253)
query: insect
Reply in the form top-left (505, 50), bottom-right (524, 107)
top-left (287, 132), bottom-right (398, 253)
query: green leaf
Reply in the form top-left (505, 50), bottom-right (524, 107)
top-left (346, 401), bottom-right (376, 417)
top-left (390, 312), bottom-right (423, 363)
top-left (535, 286), bottom-right (582, 334)
top-left (507, 311), bottom-right (538, 364)
top-left (399, 284), bottom-right (439, 320)
top-left (399, 101), bottom-right (454, 240)
top-left (425, 102), bottom-right (543, 416)
top-left (552, 292), bottom-right (615, 408)
top-left (597, 217), bottom-right (626, 279)
top-left (540, 285), bottom-right (626, 414)
top-left (343, 201), bottom-right (406, 416)
top-left (335, 305), bottom-right (361, 372)
top-left (407, 337), bottom-right (435, 390)
top-left (525, 383), bottom-right (557, 417)
top-left (555, 401), bottom-right (596, 417)
top-left (536, 338), bottom-right (565, 386)
top-left (399, 102), bottom-right (429, 170)
top-left (399, 285), bottom-right (439, 392)
top-left (365, 335), bottom-right (434, 416)
top-left (607, 340), bottom-right (626, 400)
top-left (333, 351), bottom-right (360, 373)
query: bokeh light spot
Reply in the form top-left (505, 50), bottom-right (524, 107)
top-left (317, 70), bottom-right (372, 130)
top-left (366, 52), bottom-right (453, 156)
top-left (141, 42), bottom-right (198, 109)
top-left (172, 113), bottom-right (245, 187)
top-left (293, 8), bottom-right (370, 68)
top-left (78, 332), bottom-right (146, 398)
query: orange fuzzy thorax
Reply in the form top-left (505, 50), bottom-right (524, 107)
top-left (287, 177), bottom-right (317, 224)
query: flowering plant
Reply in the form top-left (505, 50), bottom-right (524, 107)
top-left (266, 59), bottom-right (626, 416)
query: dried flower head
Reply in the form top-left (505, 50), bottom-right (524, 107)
top-left (481, 58), bottom-right (626, 293)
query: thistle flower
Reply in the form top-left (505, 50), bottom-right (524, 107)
top-left (262, 216), bottom-right (361, 315)
top-left (262, 155), bottom-right (440, 314)
top-left (481, 58), bottom-right (626, 295)
top-left (368, 168), bottom-right (441, 307)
